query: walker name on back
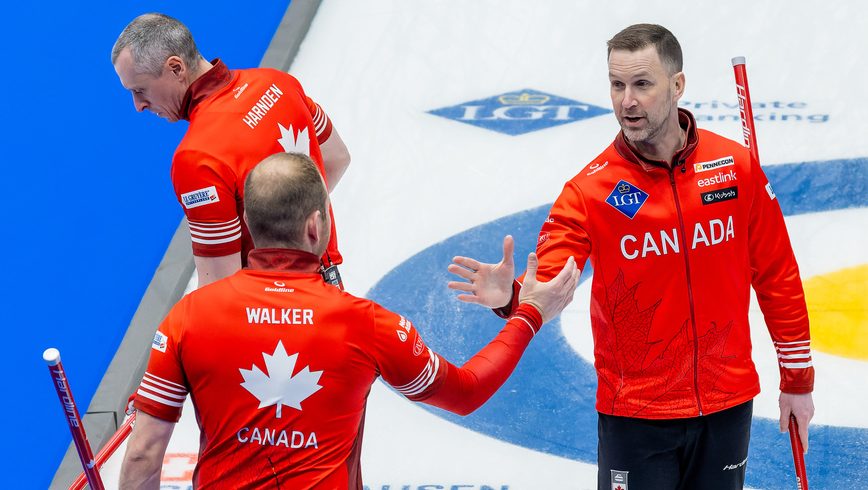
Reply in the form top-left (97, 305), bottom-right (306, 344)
top-left (246, 307), bottom-right (314, 325)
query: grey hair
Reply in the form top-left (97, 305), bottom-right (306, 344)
top-left (111, 13), bottom-right (203, 76)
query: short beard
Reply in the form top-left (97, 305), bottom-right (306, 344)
top-left (620, 93), bottom-right (674, 146)
top-left (622, 118), bottom-right (664, 145)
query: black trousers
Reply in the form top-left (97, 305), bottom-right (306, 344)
top-left (597, 400), bottom-right (753, 490)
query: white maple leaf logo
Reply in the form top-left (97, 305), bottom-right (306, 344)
top-left (276, 123), bottom-right (311, 156)
top-left (239, 341), bottom-right (323, 418)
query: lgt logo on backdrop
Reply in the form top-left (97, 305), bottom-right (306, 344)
top-left (429, 89), bottom-right (611, 135)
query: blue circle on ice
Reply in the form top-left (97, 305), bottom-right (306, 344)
top-left (367, 157), bottom-right (868, 489)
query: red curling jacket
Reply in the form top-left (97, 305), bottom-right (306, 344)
top-left (501, 109), bottom-right (813, 418)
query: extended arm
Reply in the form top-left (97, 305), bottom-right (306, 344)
top-left (447, 182), bottom-right (591, 317)
top-left (422, 254), bottom-right (578, 414)
top-left (119, 411), bottom-right (176, 489)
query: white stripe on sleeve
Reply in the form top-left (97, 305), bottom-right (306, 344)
top-left (394, 349), bottom-right (440, 397)
top-left (780, 361), bottom-right (814, 369)
top-left (773, 340), bottom-right (812, 369)
top-left (137, 389), bottom-right (185, 408)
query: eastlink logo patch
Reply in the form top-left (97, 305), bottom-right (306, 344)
top-left (605, 180), bottom-right (649, 219)
top-left (697, 169), bottom-right (737, 187)
top-left (701, 185), bottom-right (738, 205)
top-left (694, 156), bottom-right (735, 173)
top-left (181, 186), bottom-right (219, 209)
top-left (428, 89), bottom-right (611, 136)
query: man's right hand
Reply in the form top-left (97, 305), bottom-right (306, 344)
top-left (448, 235), bottom-right (516, 308)
top-left (518, 253), bottom-right (579, 323)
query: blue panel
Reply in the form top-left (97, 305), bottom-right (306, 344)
top-left (764, 158), bottom-right (868, 215)
top-left (3, 1), bottom-right (290, 484)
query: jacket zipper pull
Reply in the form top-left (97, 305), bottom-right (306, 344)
top-left (680, 160), bottom-right (687, 173)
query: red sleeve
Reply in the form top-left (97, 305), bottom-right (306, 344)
top-left (133, 300), bottom-right (189, 422)
top-left (748, 158), bottom-right (814, 394)
top-left (374, 303), bottom-right (542, 416)
top-left (306, 98), bottom-right (333, 145)
top-left (369, 304), bottom-right (444, 400)
top-left (535, 181), bottom-right (593, 280)
top-left (493, 180), bottom-right (592, 318)
top-left (283, 72), bottom-right (333, 144)
top-left (172, 150), bottom-right (242, 257)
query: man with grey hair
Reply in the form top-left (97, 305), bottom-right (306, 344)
top-left (119, 152), bottom-right (580, 488)
top-left (113, 13), bottom-right (351, 288)
top-left (448, 24), bottom-right (814, 489)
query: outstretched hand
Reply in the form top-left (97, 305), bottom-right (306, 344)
top-left (448, 235), bottom-right (517, 308)
top-left (518, 253), bottom-right (579, 324)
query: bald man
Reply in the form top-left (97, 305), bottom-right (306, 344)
top-left (120, 153), bottom-right (580, 488)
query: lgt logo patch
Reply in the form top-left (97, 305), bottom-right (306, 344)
top-left (428, 89), bottom-right (611, 136)
top-left (605, 180), bottom-right (649, 219)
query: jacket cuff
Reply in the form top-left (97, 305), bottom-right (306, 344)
top-left (511, 303), bottom-right (544, 335)
top-left (492, 280), bottom-right (522, 319)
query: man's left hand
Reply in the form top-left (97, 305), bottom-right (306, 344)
top-left (779, 392), bottom-right (814, 453)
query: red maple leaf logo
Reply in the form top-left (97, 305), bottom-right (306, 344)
top-left (597, 270), bottom-right (736, 416)
top-left (597, 270), bottom-right (661, 413)
top-left (696, 321), bottom-right (736, 412)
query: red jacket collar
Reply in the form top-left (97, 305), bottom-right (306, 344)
top-left (246, 249), bottom-right (322, 273)
top-left (613, 108), bottom-right (699, 171)
top-left (180, 59), bottom-right (232, 121)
